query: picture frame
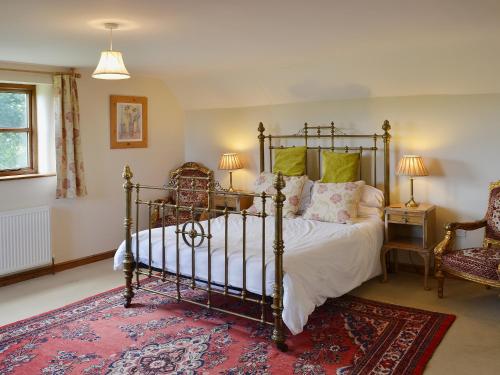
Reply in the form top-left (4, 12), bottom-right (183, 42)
top-left (110, 95), bottom-right (148, 149)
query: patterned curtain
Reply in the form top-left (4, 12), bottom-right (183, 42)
top-left (53, 74), bottom-right (87, 198)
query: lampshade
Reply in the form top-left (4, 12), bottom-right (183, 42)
top-left (396, 155), bottom-right (429, 177)
top-left (92, 50), bottom-right (130, 80)
top-left (92, 23), bottom-right (130, 80)
top-left (218, 153), bottom-right (243, 170)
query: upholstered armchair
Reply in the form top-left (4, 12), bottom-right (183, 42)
top-left (150, 162), bottom-right (212, 228)
top-left (434, 181), bottom-right (500, 297)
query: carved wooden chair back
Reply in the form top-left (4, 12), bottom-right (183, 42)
top-left (170, 162), bottom-right (212, 207)
top-left (150, 162), bottom-right (213, 228)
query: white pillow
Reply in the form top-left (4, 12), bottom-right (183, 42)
top-left (358, 205), bottom-right (383, 218)
top-left (360, 185), bottom-right (384, 208)
top-left (298, 178), bottom-right (314, 214)
top-left (303, 181), bottom-right (365, 224)
top-left (248, 172), bottom-right (307, 218)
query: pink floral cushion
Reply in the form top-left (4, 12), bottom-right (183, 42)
top-left (248, 172), bottom-right (307, 218)
top-left (303, 181), bottom-right (365, 224)
top-left (442, 247), bottom-right (500, 281)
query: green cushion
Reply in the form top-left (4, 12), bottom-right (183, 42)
top-left (321, 151), bottom-right (360, 183)
top-left (272, 146), bottom-right (307, 176)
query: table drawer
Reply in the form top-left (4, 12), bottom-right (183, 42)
top-left (387, 212), bottom-right (424, 225)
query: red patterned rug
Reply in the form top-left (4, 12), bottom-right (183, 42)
top-left (0, 278), bottom-right (454, 374)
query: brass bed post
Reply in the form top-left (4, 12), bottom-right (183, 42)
top-left (304, 123), bottom-right (308, 175)
top-left (258, 122), bottom-right (265, 173)
top-left (147, 201), bottom-right (153, 276)
top-left (161, 202), bottom-right (166, 280)
top-left (135, 184), bottom-right (140, 286)
top-left (175, 177), bottom-right (181, 301)
top-left (272, 172), bottom-right (287, 352)
top-left (330, 122), bottom-right (335, 150)
top-left (260, 192), bottom-right (267, 323)
top-left (359, 146), bottom-right (363, 180)
top-left (206, 171), bottom-right (213, 308)
top-left (382, 120), bottom-right (392, 205)
top-left (122, 165), bottom-right (134, 308)
top-left (373, 134), bottom-right (377, 187)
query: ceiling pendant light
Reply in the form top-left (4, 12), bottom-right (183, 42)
top-left (92, 23), bottom-right (130, 80)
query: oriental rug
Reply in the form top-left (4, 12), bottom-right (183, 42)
top-left (0, 278), bottom-right (455, 374)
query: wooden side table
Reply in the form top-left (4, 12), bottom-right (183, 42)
top-left (214, 193), bottom-right (253, 212)
top-left (380, 203), bottom-right (436, 290)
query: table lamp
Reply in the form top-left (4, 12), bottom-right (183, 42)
top-left (218, 153), bottom-right (242, 192)
top-left (396, 155), bottom-right (429, 208)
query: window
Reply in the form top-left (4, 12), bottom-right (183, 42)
top-left (0, 83), bottom-right (37, 176)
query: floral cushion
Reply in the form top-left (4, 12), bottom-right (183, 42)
top-left (442, 247), bottom-right (500, 281)
top-left (303, 181), bottom-right (365, 224)
top-left (248, 172), bottom-right (307, 218)
top-left (485, 184), bottom-right (500, 246)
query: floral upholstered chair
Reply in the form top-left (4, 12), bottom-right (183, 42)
top-left (150, 162), bottom-right (212, 228)
top-left (435, 181), bottom-right (500, 297)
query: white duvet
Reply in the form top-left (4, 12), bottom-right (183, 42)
top-left (114, 214), bottom-right (383, 335)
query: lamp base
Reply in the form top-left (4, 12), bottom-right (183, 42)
top-left (405, 197), bottom-right (419, 208)
top-left (228, 171), bottom-right (235, 192)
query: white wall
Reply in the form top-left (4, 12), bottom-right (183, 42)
top-left (185, 94), bottom-right (500, 248)
top-left (0, 69), bottom-right (184, 262)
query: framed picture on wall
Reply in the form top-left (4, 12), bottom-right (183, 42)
top-left (110, 95), bottom-right (148, 149)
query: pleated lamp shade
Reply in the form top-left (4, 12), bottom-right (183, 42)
top-left (92, 50), bottom-right (130, 80)
top-left (218, 153), bottom-right (243, 170)
top-left (396, 155), bottom-right (429, 177)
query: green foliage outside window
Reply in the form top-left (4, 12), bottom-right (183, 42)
top-left (0, 92), bottom-right (29, 170)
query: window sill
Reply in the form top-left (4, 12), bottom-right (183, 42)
top-left (0, 173), bottom-right (56, 182)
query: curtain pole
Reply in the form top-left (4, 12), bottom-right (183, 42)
top-left (0, 67), bottom-right (81, 78)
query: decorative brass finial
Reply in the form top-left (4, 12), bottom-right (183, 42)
top-left (258, 122), bottom-right (265, 132)
top-left (273, 171), bottom-right (286, 192)
top-left (382, 120), bottom-right (391, 133)
top-left (122, 165), bottom-right (133, 180)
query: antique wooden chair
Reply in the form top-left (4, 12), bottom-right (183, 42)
top-left (150, 162), bottom-right (212, 228)
top-left (435, 181), bottom-right (500, 297)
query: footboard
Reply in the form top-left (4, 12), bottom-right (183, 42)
top-left (121, 165), bottom-right (288, 351)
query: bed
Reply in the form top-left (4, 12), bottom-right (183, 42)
top-left (116, 120), bottom-right (392, 351)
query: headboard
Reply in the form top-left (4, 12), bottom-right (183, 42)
top-left (257, 120), bottom-right (392, 205)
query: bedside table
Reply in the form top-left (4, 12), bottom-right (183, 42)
top-left (214, 193), bottom-right (253, 212)
top-left (380, 203), bottom-right (436, 290)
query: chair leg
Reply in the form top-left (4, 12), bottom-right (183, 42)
top-left (380, 247), bottom-right (389, 283)
top-left (436, 272), bottom-right (445, 298)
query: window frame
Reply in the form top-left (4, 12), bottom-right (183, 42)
top-left (0, 83), bottom-right (37, 177)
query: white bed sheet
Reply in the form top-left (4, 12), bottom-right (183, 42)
top-left (114, 214), bottom-right (383, 335)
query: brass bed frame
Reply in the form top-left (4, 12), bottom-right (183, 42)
top-left (121, 120), bottom-right (392, 352)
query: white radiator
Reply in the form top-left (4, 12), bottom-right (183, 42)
top-left (0, 206), bottom-right (51, 276)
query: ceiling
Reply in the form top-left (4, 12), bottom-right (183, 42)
top-left (1, 0), bottom-right (499, 109)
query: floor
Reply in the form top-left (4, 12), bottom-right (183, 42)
top-left (0, 260), bottom-right (499, 374)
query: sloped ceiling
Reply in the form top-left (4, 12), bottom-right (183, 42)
top-left (1, 0), bottom-right (499, 109)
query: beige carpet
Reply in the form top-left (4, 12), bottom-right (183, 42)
top-left (0, 259), bottom-right (498, 374)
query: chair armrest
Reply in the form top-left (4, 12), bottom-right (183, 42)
top-left (445, 219), bottom-right (487, 232)
top-left (150, 197), bottom-right (173, 226)
top-left (153, 197), bottom-right (173, 205)
top-left (435, 219), bottom-right (487, 257)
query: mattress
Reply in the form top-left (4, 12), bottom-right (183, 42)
top-left (114, 214), bottom-right (383, 334)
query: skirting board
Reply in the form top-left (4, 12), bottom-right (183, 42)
top-left (0, 250), bottom-right (116, 287)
